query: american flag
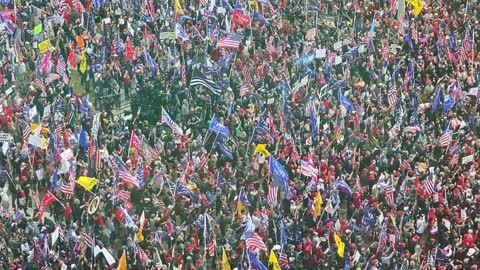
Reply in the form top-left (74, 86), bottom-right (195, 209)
top-left (450, 154), bottom-right (459, 166)
top-left (387, 86), bottom-right (398, 106)
top-left (242, 62), bottom-right (252, 84)
top-left (403, 125), bottom-right (422, 134)
top-left (240, 83), bottom-right (253, 97)
top-left (112, 155), bottom-right (141, 188)
top-left (388, 125), bottom-right (399, 138)
top-left (45, 73), bottom-right (61, 85)
top-left (216, 33), bottom-right (242, 49)
top-left (55, 224), bottom-right (65, 243)
top-left (385, 185), bottom-right (395, 206)
top-left (33, 79), bottom-right (46, 92)
top-left (23, 125), bottom-right (31, 142)
top-left (208, 239), bottom-right (216, 257)
top-left (136, 244), bottom-right (150, 264)
top-left (439, 130), bottom-right (452, 147)
top-left (243, 228), bottom-right (267, 252)
top-left (267, 185), bottom-right (278, 206)
top-left (389, 0), bottom-right (396, 14)
top-left (266, 39), bottom-right (277, 56)
top-left (299, 160), bottom-right (318, 177)
top-left (457, 47), bottom-right (467, 64)
top-left (57, 56), bottom-right (69, 84)
top-left (424, 177), bottom-right (436, 195)
top-left (199, 0), bottom-right (209, 6)
top-left (279, 253), bottom-right (289, 267)
top-left (334, 124), bottom-right (342, 141)
top-left (60, 165), bottom-right (76, 199)
top-left (52, 0), bottom-right (61, 8)
top-left (199, 150), bottom-right (209, 169)
top-left (81, 228), bottom-right (93, 248)
top-left (114, 189), bottom-right (131, 202)
top-left (381, 45), bottom-right (390, 60)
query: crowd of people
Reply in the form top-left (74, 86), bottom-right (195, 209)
top-left (0, 0), bottom-right (479, 269)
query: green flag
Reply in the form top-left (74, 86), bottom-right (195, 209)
top-left (34, 24), bottom-right (43, 34)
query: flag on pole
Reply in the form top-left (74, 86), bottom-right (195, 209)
top-left (76, 176), bottom-right (99, 191)
top-left (314, 191), bottom-right (323, 217)
top-left (79, 51), bottom-right (87, 74)
top-left (117, 249), bottom-right (127, 270)
top-left (175, 0), bottom-right (184, 16)
top-left (37, 191), bottom-right (60, 221)
top-left (385, 185), bottom-right (395, 206)
top-left (269, 250), bottom-right (281, 270)
top-left (130, 131), bottom-right (141, 152)
top-left (161, 108), bottom-right (183, 135)
top-left (208, 117), bottom-right (230, 138)
top-left (334, 233), bottom-right (345, 257)
top-left (222, 247), bottom-right (231, 270)
top-left (254, 144), bottom-right (270, 157)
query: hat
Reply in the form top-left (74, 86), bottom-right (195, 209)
top-left (272, 245), bottom-right (281, 251)
top-left (467, 248), bottom-right (476, 257)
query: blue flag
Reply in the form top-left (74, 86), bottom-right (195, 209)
top-left (218, 52), bottom-right (236, 69)
top-left (309, 109), bottom-right (318, 143)
top-left (338, 91), bottom-right (354, 111)
top-left (280, 218), bottom-right (288, 251)
top-left (215, 137), bottom-right (234, 160)
top-left (136, 163), bottom-right (145, 188)
top-left (442, 94), bottom-right (455, 114)
top-left (270, 156), bottom-right (289, 187)
top-left (362, 207), bottom-right (375, 230)
top-left (431, 86), bottom-right (442, 112)
top-left (80, 94), bottom-right (91, 113)
top-left (209, 117), bottom-right (230, 138)
top-left (78, 128), bottom-right (89, 150)
top-left (335, 179), bottom-right (353, 196)
top-left (247, 252), bottom-right (268, 270)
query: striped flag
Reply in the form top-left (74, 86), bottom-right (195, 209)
top-left (23, 125), bottom-right (32, 142)
top-left (135, 244), bottom-right (150, 264)
top-left (81, 228), bottom-right (93, 248)
top-left (57, 56), bottom-right (69, 84)
top-left (60, 164), bottom-right (76, 199)
top-left (266, 38), bottom-right (277, 56)
top-left (242, 62), bottom-right (252, 84)
top-left (190, 70), bottom-right (223, 95)
top-left (112, 155), bottom-right (141, 188)
top-left (403, 125), bottom-right (422, 134)
top-left (240, 83), bottom-right (253, 97)
top-left (387, 86), bottom-right (398, 106)
top-left (161, 107), bottom-right (183, 135)
top-left (334, 124), bottom-right (342, 141)
top-left (45, 73), bottom-right (61, 85)
top-left (423, 177), bottom-right (435, 195)
top-left (279, 253), bottom-right (289, 267)
top-left (438, 130), bottom-right (452, 147)
top-left (208, 239), bottom-right (216, 257)
top-left (216, 33), bottom-right (242, 49)
top-left (33, 79), bottom-right (46, 92)
top-left (385, 185), bottom-right (395, 206)
top-left (114, 189), bottom-right (131, 202)
top-left (267, 185), bottom-right (278, 206)
top-left (450, 153), bottom-right (459, 166)
top-left (242, 215), bottom-right (268, 252)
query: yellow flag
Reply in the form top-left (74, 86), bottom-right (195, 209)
top-left (117, 249), bottom-right (127, 270)
top-left (334, 233), bottom-right (345, 257)
top-left (79, 51), bottom-right (87, 74)
top-left (136, 228), bottom-right (144, 242)
top-left (76, 176), bottom-right (99, 191)
top-left (136, 211), bottom-right (145, 242)
top-left (31, 123), bottom-right (50, 134)
top-left (41, 136), bottom-right (49, 149)
top-left (249, 1), bottom-right (259, 10)
top-left (237, 200), bottom-right (245, 215)
top-left (175, 0), bottom-right (184, 16)
top-left (222, 247), bottom-right (231, 270)
top-left (269, 250), bottom-right (281, 270)
top-left (254, 144), bottom-right (270, 157)
top-left (405, 0), bottom-right (423, 16)
top-left (314, 191), bottom-right (323, 218)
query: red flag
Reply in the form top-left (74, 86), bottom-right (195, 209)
top-left (37, 191), bottom-right (60, 221)
top-left (126, 42), bottom-right (136, 61)
top-left (233, 11), bottom-right (251, 27)
top-left (130, 131), bottom-right (141, 152)
top-left (68, 43), bottom-right (77, 67)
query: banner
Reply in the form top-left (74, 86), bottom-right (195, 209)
top-left (91, 113), bottom-right (100, 139)
top-left (158, 32), bottom-right (177, 40)
top-left (39, 39), bottom-right (52, 54)
top-left (0, 133), bottom-right (13, 143)
top-left (233, 11), bottom-right (251, 27)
